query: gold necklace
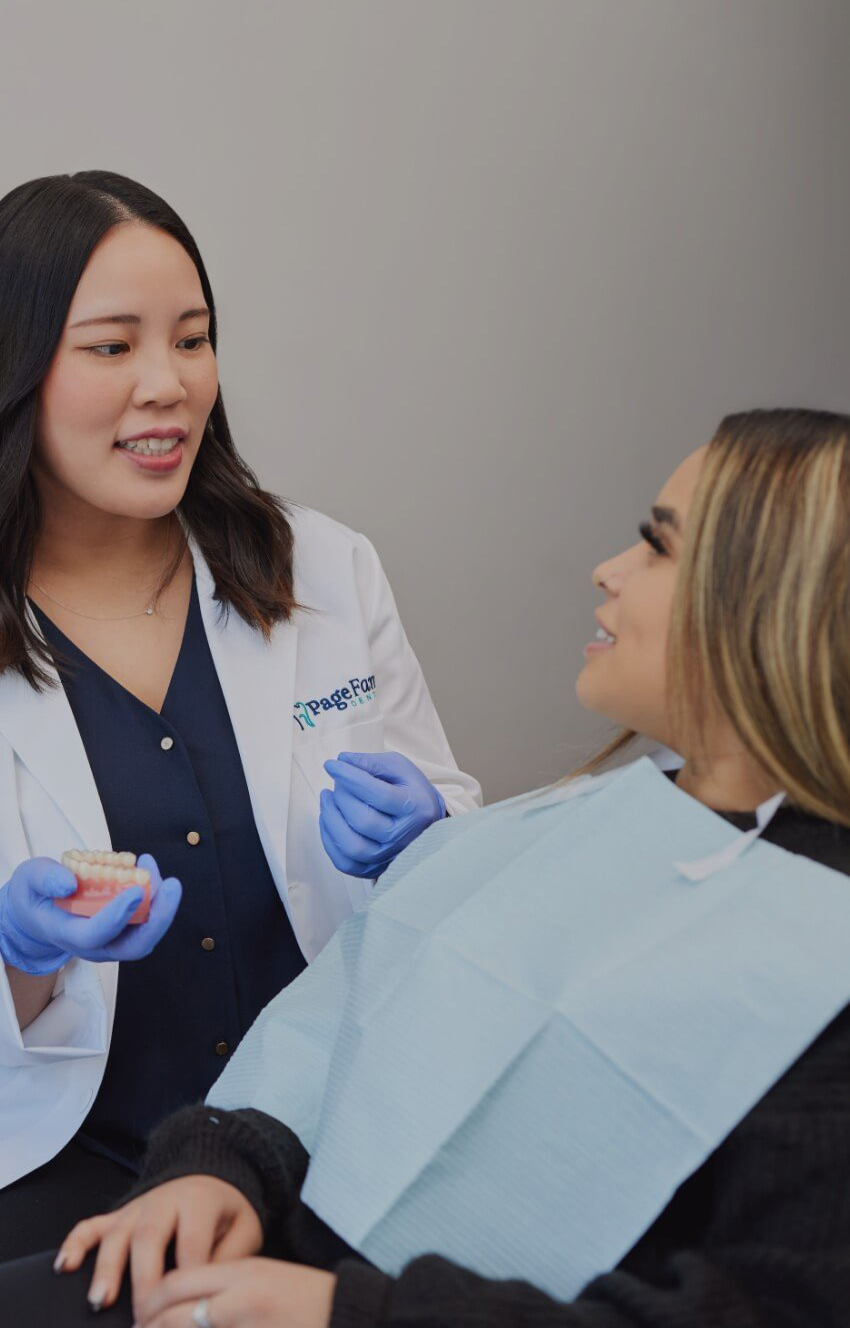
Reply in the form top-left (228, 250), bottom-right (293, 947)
top-left (29, 519), bottom-right (172, 622)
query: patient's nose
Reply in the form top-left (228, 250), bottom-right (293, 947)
top-left (593, 557), bottom-right (621, 593)
top-left (593, 543), bottom-right (643, 592)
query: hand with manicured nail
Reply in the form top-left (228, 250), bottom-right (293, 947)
top-left (0, 854), bottom-right (182, 974)
top-left (319, 751), bottom-right (446, 879)
top-left (133, 1256), bottom-right (336, 1328)
top-left (55, 1173), bottom-right (262, 1319)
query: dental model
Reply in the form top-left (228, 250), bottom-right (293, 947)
top-left (55, 850), bottom-right (152, 925)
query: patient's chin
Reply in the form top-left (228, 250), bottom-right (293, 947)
top-left (575, 669), bottom-right (653, 739)
top-left (575, 660), bottom-right (610, 714)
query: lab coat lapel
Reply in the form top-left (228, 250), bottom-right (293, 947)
top-left (0, 619), bottom-right (111, 851)
top-left (191, 542), bottom-right (298, 901)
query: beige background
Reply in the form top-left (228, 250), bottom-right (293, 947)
top-left (2, 1), bottom-right (848, 801)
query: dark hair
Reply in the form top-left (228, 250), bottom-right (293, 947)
top-left (0, 170), bottom-right (299, 689)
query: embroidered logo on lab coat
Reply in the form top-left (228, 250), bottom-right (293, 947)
top-left (293, 675), bottom-right (377, 731)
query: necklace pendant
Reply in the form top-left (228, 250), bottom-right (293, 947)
top-left (145, 605), bottom-right (154, 616)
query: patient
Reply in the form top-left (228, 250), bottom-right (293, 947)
top-left (4, 406), bottom-right (850, 1328)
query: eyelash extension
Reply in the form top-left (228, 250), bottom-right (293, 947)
top-left (85, 335), bottom-right (210, 357)
top-left (639, 521), bottom-right (668, 557)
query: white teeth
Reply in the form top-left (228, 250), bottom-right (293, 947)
top-left (596, 627), bottom-right (616, 644)
top-left (63, 849), bottom-right (138, 867)
top-left (61, 848), bottom-right (148, 884)
top-left (117, 436), bottom-right (182, 455)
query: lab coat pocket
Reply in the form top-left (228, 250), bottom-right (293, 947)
top-left (290, 717), bottom-right (387, 929)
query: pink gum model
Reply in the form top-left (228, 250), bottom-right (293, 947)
top-left (55, 850), bottom-right (152, 925)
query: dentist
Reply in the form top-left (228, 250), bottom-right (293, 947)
top-left (0, 170), bottom-right (480, 1258)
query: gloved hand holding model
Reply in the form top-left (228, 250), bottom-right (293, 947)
top-left (320, 750), bottom-right (447, 879)
top-left (0, 854), bottom-right (182, 976)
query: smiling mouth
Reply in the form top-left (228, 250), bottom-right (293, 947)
top-left (115, 437), bottom-right (181, 456)
top-left (595, 627), bottom-right (616, 644)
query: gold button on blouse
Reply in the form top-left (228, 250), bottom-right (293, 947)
top-left (201, 937), bottom-right (215, 952)
top-left (160, 736), bottom-right (174, 751)
top-left (215, 1040), bottom-right (229, 1056)
top-left (187, 830), bottom-right (201, 846)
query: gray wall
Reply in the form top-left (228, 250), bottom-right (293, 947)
top-left (2, 1), bottom-right (849, 801)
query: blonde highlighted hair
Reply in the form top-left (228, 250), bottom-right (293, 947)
top-left (580, 408), bottom-right (850, 826)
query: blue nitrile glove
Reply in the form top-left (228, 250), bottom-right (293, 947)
top-left (319, 750), bottom-right (447, 879)
top-left (0, 854), bottom-right (182, 976)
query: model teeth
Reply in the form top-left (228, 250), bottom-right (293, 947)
top-left (596, 628), bottom-right (616, 644)
top-left (118, 437), bottom-right (181, 455)
top-left (62, 849), bottom-right (149, 886)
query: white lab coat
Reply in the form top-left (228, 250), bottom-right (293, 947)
top-left (0, 505), bottom-right (482, 1188)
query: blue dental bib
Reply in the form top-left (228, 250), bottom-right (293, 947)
top-left (210, 758), bottom-right (850, 1298)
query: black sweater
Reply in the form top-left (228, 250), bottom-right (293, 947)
top-left (129, 801), bottom-right (850, 1328)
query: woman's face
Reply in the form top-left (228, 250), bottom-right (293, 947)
top-left (34, 221), bottom-right (219, 522)
top-left (575, 446), bottom-right (706, 746)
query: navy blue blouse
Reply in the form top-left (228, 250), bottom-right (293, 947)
top-left (30, 577), bottom-right (306, 1169)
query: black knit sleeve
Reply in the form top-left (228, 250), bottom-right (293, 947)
top-left (118, 1104), bottom-right (309, 1250)
top-left (329, 1243), bottom-right (847, 1328)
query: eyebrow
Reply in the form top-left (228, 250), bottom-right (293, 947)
top-left (69, 307), bottom-right (210, 329)
top-left (651, 504), bottom-right (681, 532)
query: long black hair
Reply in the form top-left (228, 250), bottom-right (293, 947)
top-left (0, 170), bottom-right (298, 689)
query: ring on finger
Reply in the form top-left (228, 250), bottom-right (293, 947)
top-left (191, 1299), bottom-right (214, 1328)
